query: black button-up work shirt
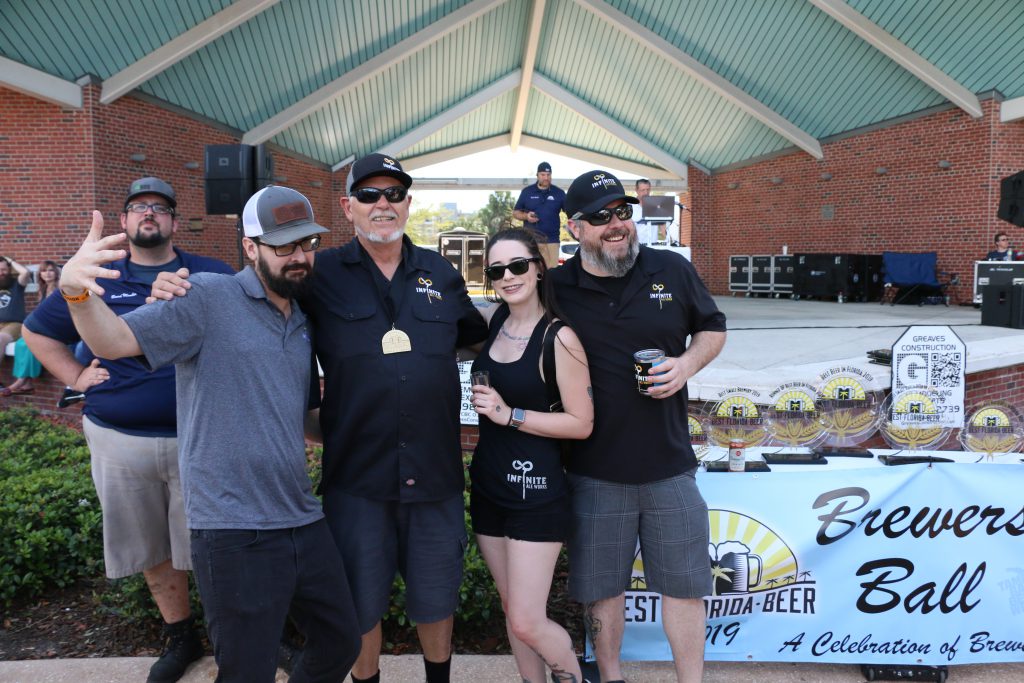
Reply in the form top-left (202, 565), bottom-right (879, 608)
top-left (549, 247), bottom-right (727, 484)
top-left (306, 236), bottom-right (487, 502)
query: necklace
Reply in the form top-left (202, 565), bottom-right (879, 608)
top-left (499, 323), bottom-right (532, 351)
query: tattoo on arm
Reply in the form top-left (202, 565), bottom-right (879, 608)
top-left (587, 386), bottom-right (593, 402)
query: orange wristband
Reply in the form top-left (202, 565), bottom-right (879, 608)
top-left (61, 288), bottom-right (91, 304)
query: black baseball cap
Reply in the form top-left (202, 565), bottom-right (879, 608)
top-left (242, 186), bottom-right (328, 246)
top-left (564, 170), bottom-right (639, 219)
top-left (345, 153), bottom-right (413, 194)
top-left (537, 161), bottom-right (552, 173)
top-left (125, 177), bottom-right (176, 209)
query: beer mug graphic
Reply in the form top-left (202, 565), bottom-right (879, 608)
top-left (710, 541), bottom-right (763, 594)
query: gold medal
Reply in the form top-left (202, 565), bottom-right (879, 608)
top-left (382, 326), bottom-right (412, 354)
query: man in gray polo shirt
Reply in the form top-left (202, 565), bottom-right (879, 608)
top-left (56, 186), bottom-right (360, 683)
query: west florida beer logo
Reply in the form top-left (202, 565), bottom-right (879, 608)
top-left (626, 510), bottom-right (817, 635)
top-left (960, 402), bottom-right (1024, 456)
top-left (879, 387), bottom-right (948, 450)
top-left (705, 388), bottom-right (768, 447)
top-left (688, 412), bottom-right (711, 460)
top-left (814, 367), bottom-right (882, 446)
top-left (765, 382), bottom-right (823, 447)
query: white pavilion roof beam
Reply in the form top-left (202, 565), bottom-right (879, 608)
top-left (101, 0), bottom-right (282, 104)
top-left (1000, 95), bottom-right (1024, 123)
top-left (532, 74), bottom-right (690, 178)
top-left (245, 0), bottom-right (506, 145)
top-left (379, 71), bottom-right (521, 157)
top-left (576, 0), bottom-right (823, 160)
top-left (0, 56), bottom-right (81, 108)
top-left (518, 134), bottom-right (683, 181)
top-left (809, 0), bottom-right (982, 119)
top-left (510, 0), bottom-right (546, 152)
top-left (398, 135), bottom-right (511, 171)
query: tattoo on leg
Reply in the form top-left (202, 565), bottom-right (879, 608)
top-left (541, 657), bottom-right (578, 683)
top-left (584, 602), bottom-right (602, 649)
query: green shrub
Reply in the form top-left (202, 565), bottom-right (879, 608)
top-left (0, 409), bottom-right (102, 605)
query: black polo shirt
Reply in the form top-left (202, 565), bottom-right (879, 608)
top-left (304, 236), bottom-right (487, 502)
top-left (549, 247), bottom-right (727, 483)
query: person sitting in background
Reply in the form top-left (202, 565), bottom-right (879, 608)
top-left (4, 260), bottom-right (60, 396)
top-left (986, 232), bottom-right (1018, 261)
top-left (0, 256), bottom-right (33, 389)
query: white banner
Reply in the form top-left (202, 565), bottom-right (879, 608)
top-left (617, 462), bottom-right (1024, 665)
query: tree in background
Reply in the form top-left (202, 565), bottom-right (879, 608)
top-left (476, 191), bottom-right (516, 235)
top-left (406, 205), bottom-right (460, 246)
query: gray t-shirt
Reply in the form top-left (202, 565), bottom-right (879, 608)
top-left (0, 280), bottom-right (26, 323)
top-left (122, 267), bottom-right (322, 530)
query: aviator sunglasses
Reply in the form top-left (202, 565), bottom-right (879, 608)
top-left (484, 257), bottom-right (540, 280)
top-left (351, 186), bottom-right (408, 204)
top-left (576, 203), bottom-right (633, 226)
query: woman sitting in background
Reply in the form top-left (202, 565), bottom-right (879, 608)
top-left (3, 261), bottom-right (59, 395)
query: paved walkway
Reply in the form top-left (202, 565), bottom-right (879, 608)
top-left (1, 656), bottom-right (1022, 682)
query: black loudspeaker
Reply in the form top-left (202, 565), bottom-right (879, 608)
top-left (254, 144), bottom-right (275, 191)
top-left (205, 144), bottom-right (254, 215)
top-left (998, 170), bottom-right (1024, 227)
top-left (979, 283), bottom-right (1024, 327)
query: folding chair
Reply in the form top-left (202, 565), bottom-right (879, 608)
top-left (880, 252), bottom-right (950, 306)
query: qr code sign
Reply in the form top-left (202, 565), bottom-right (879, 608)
top-left (929, 352), bottom-right (963, 387)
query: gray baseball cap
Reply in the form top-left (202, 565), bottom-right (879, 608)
top-left (126, 177), bottom-right (176, 209)
top-left (242, 186), bottom-right (328, 246)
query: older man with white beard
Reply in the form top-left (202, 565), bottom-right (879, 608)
top-left (549, 170), bottom-right (727, 683)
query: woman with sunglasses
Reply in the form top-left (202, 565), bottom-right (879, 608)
top-left (469, 228), bottom-right (593, 683)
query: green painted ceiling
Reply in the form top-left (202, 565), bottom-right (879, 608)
top-left (1, 0), bottom-right (1021, 174)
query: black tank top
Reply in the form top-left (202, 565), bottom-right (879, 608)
top-left (470, 305), bottom-right (568, 507)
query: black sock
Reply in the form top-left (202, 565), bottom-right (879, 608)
top-left (350, 671), bottom-right (380, 683)
top-left (424, 655), bottom-right (451, 683)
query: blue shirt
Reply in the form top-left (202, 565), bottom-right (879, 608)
top-left (514, 182), bottom-right (566, 243)
top-left (24, 248), bottom-right (234, 436)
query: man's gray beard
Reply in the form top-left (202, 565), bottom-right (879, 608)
top-left (356, 225), bottom-right (404, 244)
top-left (579, 234), bottom-right (639, 278)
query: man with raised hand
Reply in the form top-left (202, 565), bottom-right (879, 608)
top-left (54, 186), bottom-right (360, 683)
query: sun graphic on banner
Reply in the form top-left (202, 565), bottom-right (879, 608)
top-left (631, 510), bottom-right (800, 594)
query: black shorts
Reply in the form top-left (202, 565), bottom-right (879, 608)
top-left (470, 488), bottom-right (571, 543)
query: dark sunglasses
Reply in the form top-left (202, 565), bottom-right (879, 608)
top-left (351, 186), bottom-right (408, 204)
top-left (253, 235), bottom-right (321, 257)
top-left (484, 257), bottom-right (540, 280)
top-left (577, 203), bottom-right (633, 226)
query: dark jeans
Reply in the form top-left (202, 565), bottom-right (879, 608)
top-left (190, 519), bottom-right (360, 683)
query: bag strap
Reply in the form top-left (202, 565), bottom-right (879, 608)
top-left (542, 320), bottom-right (566, 412)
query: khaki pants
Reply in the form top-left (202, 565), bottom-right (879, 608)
top-left (538, 241), bottom-right (559, 269)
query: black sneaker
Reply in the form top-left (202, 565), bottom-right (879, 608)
top-left (57, 387), bottom-right (85, 408)
top-left (147, 616), bottom-right (204, 683)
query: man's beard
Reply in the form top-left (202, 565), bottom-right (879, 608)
top-left (579, 228), bottom-right (639, 278)
top-left (129, 221), bottom-right (171, 249)
top-left (256, 256), bottom-right (312, 300)
top-left (0, 274), bottom-right (13, 290)
top-left (356, 224), bottom-right (404, 244)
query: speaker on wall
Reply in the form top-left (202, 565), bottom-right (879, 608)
top-left (204, 144), bottom-right (277, 214)
top-left (998, 170), bottom-right (1024, 227)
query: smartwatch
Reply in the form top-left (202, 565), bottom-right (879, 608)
top-left (510, 407), bottom-right (526, 430)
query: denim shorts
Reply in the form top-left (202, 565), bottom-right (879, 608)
top-left (567, 469), bottom-right (711, 603)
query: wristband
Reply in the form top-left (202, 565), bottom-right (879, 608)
top-left (61, 288), bottom-right (91, 304)
top-left (506, 408), bottom-right (514, 426)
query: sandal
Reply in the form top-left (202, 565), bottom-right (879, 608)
top-left (0, 387), bottom-right (11, 397)
top-left (10, 386), bottom-right (34, 395)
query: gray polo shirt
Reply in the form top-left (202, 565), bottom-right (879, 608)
top-left (122, 266), bottom-right (322, 530)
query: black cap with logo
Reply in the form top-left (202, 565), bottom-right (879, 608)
top-left (345, 153), bottom-right (413, 194)
top-left (564, 170), bottom-right (639, 219)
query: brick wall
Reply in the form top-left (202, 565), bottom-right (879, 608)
top-left (692, 99), bottom-right (1024, 299)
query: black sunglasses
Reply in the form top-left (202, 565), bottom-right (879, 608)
top-left (484, 257), bottom-right (540, 280)
top-left (351, 186), bottom-right (408, 204)
top-left (577, 203), bottom-right (633, 226)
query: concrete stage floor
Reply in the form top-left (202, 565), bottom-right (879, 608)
top-left (690, 297), bottom-right (1015, 399)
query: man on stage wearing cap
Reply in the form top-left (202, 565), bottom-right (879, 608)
top-left (308, 154), bottom-right (487, 683)
top-left (24, 177), bottom-right (234, 683)
top-left (513, 161), bottom-right (567, 268)
top-left (50, 186), bottom-right (361, 683)
top-left (549, 170), bottom-right (727, 683)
